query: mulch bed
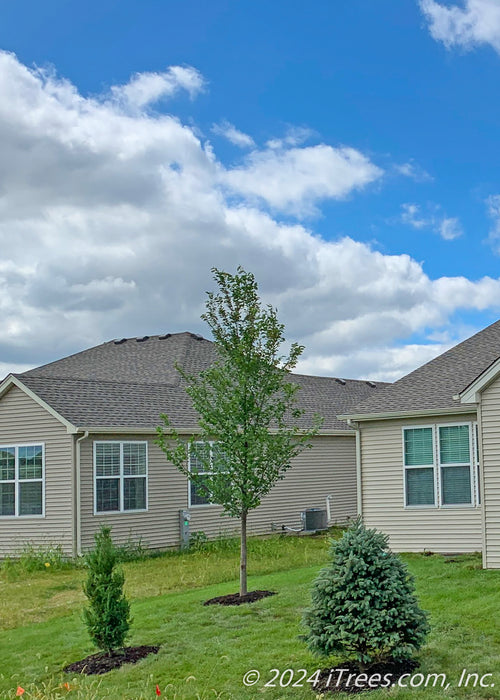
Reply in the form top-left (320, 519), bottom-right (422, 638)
top-left (63, 645), bottom-right (160, 675)
top-left (314, 659), bottom-right (419, 694)
top-left (203, 589), bottom-right (276, 606)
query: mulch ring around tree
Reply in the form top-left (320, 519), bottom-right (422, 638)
top-left (63, 645), bottom-right (160, 675)
top-left (314, 659), bottom-right (419, 694)
top-left (203, 590), bottom-right (276, 606)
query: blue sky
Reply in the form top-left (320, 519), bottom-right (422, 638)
top-left (1, 0), bottom-right (500, 380)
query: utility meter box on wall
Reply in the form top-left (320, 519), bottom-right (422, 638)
top-left (179, 509), bottom-right (190, 550)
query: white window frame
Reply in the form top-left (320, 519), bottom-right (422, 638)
top-left (93, 441), bottom-right (148, 515)
top-left (402, 422), bottom-right (478, 509)
top-left (473, 421), bottom-right (481, 505)
top-left (437, 422), bottom-right (475, 509)
top-left (188, 441), bottom-right (220, 509)
top-left (403, 425), bottom-right (438, 509)
top-left (0, 442), bottom-right (45, 519)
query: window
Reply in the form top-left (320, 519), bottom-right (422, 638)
top-left (188, 441), bottom-right (226, 507)
top-left (404, 427), bottom-right (436, 506)
top-left (94, 441), bottom-right (147, 513)
top-left (0, 444), bottom-right (44, 517)
top-left (439, 425), bottom-right (472, 505)
top-left (403, 424), bottom-right (477, 508)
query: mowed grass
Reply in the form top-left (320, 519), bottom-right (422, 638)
top-left (0, 533), bottom-right (332, 631)
top-left (1, 537), bottom-right (500, 699)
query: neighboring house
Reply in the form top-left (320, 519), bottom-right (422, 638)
top-left (340, 318), bottom-right (500, 568)
top-left (0, 332), bottom-right (387, 557)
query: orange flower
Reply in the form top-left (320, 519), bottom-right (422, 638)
top-left (16, 688), bottom-right (25, 697)
top-left (62, 682), bottom-right (71, 690)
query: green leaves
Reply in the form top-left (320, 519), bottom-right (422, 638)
top-left (156, 266), bottom-right (322, 595)
top-left (83, 525), bottom-right (131, 653)
top-left (156, 266), bottom-right (323, 518)
top-left (303, 520), bottom-right (429, 665)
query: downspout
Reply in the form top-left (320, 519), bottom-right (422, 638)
top-left (348, 420), bottom-right (362, 518)
top-left (75, 431), bottom-right (89, 556)
top-left (477, 404), bottom-right (487, 569)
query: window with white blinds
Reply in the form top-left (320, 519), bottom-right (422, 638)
top-left (94, 441), bottom-right (147, 513)
top-left (188, 441), bottom-right (229, 507)
top-left (0, 444), bottom-right (44, 517)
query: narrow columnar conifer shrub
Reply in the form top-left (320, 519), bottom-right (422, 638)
top-left (83, 525), bottom-right (131, 654)
top-left (303, 520), bottom-right (429, 666)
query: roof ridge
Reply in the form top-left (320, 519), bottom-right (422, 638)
top-left (111, 331), bottom-right (206, 343)
top-left (20, 331), bottom-right (210, 378)
top-left (169, 332), bottom-right (191, 388)
top-left (291, 372), bottom-right (389, 384)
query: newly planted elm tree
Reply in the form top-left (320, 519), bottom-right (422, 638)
top-left (303, 520), bottom-right (429, 666)
top-left (83, 525), bottom-right (131, 654)
top-left (156, 266), bottom-right (322, 597)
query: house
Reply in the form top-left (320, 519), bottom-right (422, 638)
top-left (340, 318), bottom-right (500, 568)
top-left (0, 332), bottom-right (387, 557)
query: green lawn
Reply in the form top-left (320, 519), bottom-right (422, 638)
top-left (1, 536), bottom-right (500, 699)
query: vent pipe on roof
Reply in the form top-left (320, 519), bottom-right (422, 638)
top-left (136, 336), bottom-right (150, 342)
top-left (114, 338), bottom-right (127, 345)
top-left (366, 381), bottom-right (376, 388)
top-left (159, 333), bottom-right (172, 340)
top-left (335, 378), bottom-right (346, 385)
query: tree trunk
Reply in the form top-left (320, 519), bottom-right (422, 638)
top-left (240, 510), bottom-right (248, 597)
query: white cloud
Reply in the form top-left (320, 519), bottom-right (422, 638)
top-left (486, 193), bottom-right (500, 252)
top-left (297, 342), bottom-right (453, 383)
top-left (222, 145), bottom-right (383, 216)
top-left (0, 50), bottom-right (500, 382)
top-left (395, 160), bottom-right (433, 182)
top-left (211, 120), bottom-right (255, 148)
top-left (419, 0), bottom-right (500, 53)
top-left (110, 65), bottom-right (205, 108)
top-left (266, 126), bottom-right (315, 150)
top-left (438, 216), bottom-right (463, 240)
top-left (401, 203), bottom-right (429, 229)
top-left (400, 203), bottom-right (463, 240)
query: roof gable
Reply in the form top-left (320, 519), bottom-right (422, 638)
top-left (0, 375), bottom-right (77, 433)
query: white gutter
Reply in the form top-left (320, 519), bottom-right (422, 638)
top-left (338, 405), bottom-right (476, 422)
top-left (75, 431), bottom-right (89, 556)
top-left (75, 426), bottom-right (355, 437)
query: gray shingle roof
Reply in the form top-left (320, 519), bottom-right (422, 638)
top-left (15, 332), bottom-right (388, 432)
top-left (345, 319), bottom-right (500, 417)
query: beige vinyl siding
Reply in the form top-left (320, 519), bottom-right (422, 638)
top-left (480, 375), bottom-right (500, 568)
top-left (80, 434), bottom-right (356, 550)
top-left (360, 413), bottom-right (482, 553)
top-left (189, 435), bottom-right (356, 538)
top-left (80, 434), bottom-right (186, 551)
top-left (0, 386), bottom-right (74, 557)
